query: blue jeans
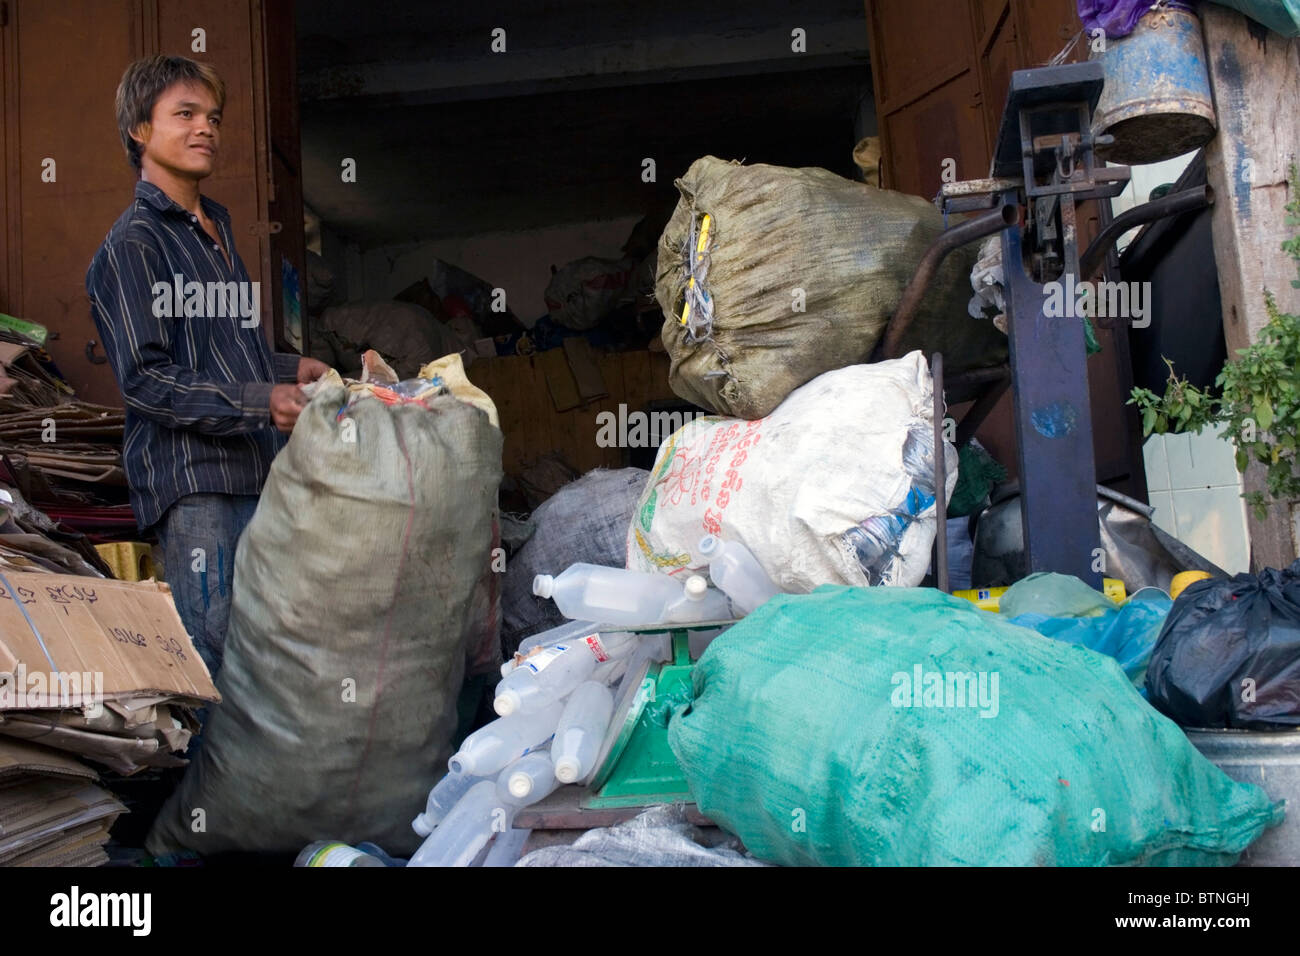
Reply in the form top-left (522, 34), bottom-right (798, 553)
top-left (155, 493), bottom-right (259, 681)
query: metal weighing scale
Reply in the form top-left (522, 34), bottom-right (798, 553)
top-left (884, 60), bottom-right (1210, 590)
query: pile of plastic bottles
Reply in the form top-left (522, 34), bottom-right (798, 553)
top-left (406, 621), bottom-right (632, 867)
top-left (299, 535), bottom-right (781, 868)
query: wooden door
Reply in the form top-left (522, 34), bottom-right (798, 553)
top-left (1, 0), bottom-right (144, 405)
top-left (0, 0), bottom-right (304, 407)
top-left (865, 0), bottom-right (990, 199)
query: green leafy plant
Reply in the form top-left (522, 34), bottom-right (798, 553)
top-left (1128, 165), bottom-right (1300, 520)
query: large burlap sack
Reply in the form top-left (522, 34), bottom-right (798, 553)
top-left (502, 467), bottom-right (648, 657)
top-left (668, 586), bottom-right (1284, 866)
top-left (146, 369), bottom-right (503, 857)
top-left (626, 354), bottom-right (955, 591)
top-left (423, 353), bottom-right (505, 677)
top-left (656, 156), bottom-right (1007, 419)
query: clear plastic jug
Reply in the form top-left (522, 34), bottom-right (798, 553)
top-left (447, 701), bottom-right (564, 777)
top-left (697, 536), bottom-right (780, 615)
top-left (553, 680), bottom-right (616, 784)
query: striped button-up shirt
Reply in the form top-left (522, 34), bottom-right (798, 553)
top-left (86, 180), bottom-right (299, 531)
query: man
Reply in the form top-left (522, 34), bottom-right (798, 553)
top-left (87, 55), bottom-right (329, 677)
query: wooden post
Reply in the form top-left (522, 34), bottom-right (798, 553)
top-left (1201, 5), bottom-right (1300, 569)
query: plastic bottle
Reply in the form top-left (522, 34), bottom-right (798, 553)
top-left (494, 643), bottom-right (598, 716)
top-left (517, 619), bottom-right (600, 654)
top-left (552, 680), bottom-right (616, 784)
top-left (447, 700), bottom-right (564, 777)
top-left (533, 563), bottom-right (691, 627)
top-left (501, 619), bottom-right (603, 679)
top-left (845, 427), bottom-right (938, 586)
top-left (481, 827), bottom-right (532, 867)
top-left (664, 573), bottom-right (735, 623)
top-left (497, 750), bottom-right (561, 806)
top-left (407, 780), bottom-right (512, 867)
top-left (520, 626), bottom-right (639, 661)
top-left (591, 656), bottom-right (630, 687)
top-left (697, 536), bottom-right (780, 615)
top-left (295, 841), bottom-right (386, 867)
top-left (355, 842), bottom-right (406, 867)
top-left (502, 625), bottom-right (640, 679)
top-left (412, 770), bottom-right (485, 837)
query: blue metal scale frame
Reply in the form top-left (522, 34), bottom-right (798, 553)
top-left (981, 63), bottom-right (1133, 587)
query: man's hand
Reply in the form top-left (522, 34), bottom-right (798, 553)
top-left (297, 357), bottom-right (331, 385)
top-left (270, 384), bottom-right (307, 433)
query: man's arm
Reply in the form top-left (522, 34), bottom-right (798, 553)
top-left (89, 238), bottom-right (275, 435)
top-left (272, 353), bottom-right (331, 385)
top-left (272, 352), bottom-right (301, 384)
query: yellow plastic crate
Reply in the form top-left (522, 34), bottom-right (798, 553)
top-left (94, 541), bottom-right (160, 582)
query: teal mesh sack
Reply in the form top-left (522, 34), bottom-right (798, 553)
top-left (667, 585), bottom-right (1282, 866)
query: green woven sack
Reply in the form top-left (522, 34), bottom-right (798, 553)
top-left (668, 586), bottom-right (1283, 866)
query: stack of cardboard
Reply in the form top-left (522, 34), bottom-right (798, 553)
top-left (0, 341), bottom-right (127, 512)
top-left (0, 341), bottom-right (74, 411)
top-left (0, 571), bottom-right (219, 777)
top-left (0, 402), bottom-right (125, 440)
top-left (0, 485), bottom-right (110, 576)
top-left (0, 737), bottom-right (125, 866)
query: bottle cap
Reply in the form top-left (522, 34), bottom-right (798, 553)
top-left (533, 574), bottom-right (555, 599)
top-left (697, 535), bottom-right (719, 558)
top-left (684, 575), bottom-right (709, 601)
top-left (507, 772), bottom-right (533, 799)
top-left (412, 814), bottom-right (432, 837)
top-left (554, 755), bottom-right (581, 784)
top-left (448, 752), bottom-right (472, 776)
top-left (494, 689), bottom-right (521, 717)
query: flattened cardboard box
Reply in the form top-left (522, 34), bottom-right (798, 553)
top-left (0, 572), bottom-right (219, 709)
top-left (0, 737), bottom-right (97, 781)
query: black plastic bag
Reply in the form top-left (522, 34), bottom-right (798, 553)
top-left (1145, 560), bottom-right (1300, 729)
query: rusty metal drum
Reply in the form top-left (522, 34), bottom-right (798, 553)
top-left (1090, 4), bottom-right (1217, 165)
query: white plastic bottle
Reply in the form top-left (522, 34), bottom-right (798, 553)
top-left (591, 656), bottom-right (630, 687)
top-left (501, 619), bottom-right (603, 678)
top-left (407, 780), bottom-right (512, 867)
top-left (521, 627), bottom-right (639, 661)
top-left (664, 574), bottom-right (735, 623)
top-left (494, 642), bottom-right (598, 716)
top-left (503, 626), bottom-right (640, 679)
top-left (552, 680), bottom-right (616, 784)
top-left (481, 827), bottom-right (532, 867)
top-left (698, 535), bottom-right (779, 615)
top-left (533, 563), bottom-right (690, 627)
top-left (497, 750), bottom-right (561, 806)
top-left (447, 700), bottom-right (564, 777)
top-left (412, 770), bottom-right (484, 837)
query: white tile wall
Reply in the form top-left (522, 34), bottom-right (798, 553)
top-left (1142, 423), bottom-right (1251, 572)
top-left (1123, 154), bottom-right (1251, 571)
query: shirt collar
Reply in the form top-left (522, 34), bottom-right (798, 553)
top-left (134, 179), bottom-right (231, 224)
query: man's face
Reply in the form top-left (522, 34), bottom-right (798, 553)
top-left (133, 80), bottom-right (221, 179)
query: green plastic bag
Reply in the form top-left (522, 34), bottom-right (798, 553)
top-left (668, 586), bottom-right (1282, 866)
